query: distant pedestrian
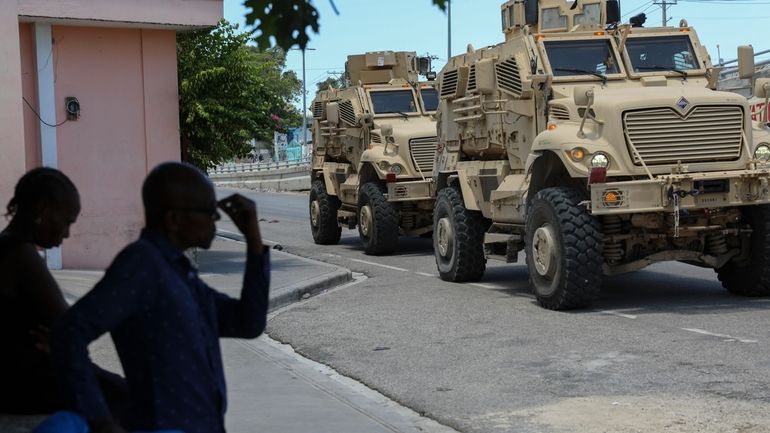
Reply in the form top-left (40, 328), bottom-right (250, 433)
top-left (50, 162), bottom-right (270, 433)
top-left (258, 153), bottom-right (264, 163)
top-left (0, 167), bottom-right (127, 416)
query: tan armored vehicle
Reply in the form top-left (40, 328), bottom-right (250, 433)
top-left (309, 51), bottom-right (439, 254)
top-left (433, 0), bottom-right (770, 309)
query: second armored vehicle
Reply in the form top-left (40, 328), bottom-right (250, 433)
top-left (310, 51), bottom-right (439, 254)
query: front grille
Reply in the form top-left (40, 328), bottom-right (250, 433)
top-left (467, 64), bottom-right (477, 93)
top-left (549, 104), bottom-right (570, 120)
top-left (495, 57), bottom-right (522, 96)
top-left (623, 105), bottom-right (744, 165)
top-left (312, 101), bottom-right (325, 119)
top-left (409, 136), bottom-right (438, 174)
top-left (441, 70), bottom-right (458, 99)
top-left (339, 100), bottom-right (357, 126)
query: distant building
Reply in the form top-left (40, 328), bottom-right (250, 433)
top-left (0, 0), bottom-right (222, 268)
top-left (273, 127), bottom-right (311, 162)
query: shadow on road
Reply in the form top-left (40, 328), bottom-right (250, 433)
top-left (478, 262), bottom-right (770, 315)
top-left (336, 234), bottom-right (435, 256)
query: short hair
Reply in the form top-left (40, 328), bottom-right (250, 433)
top-left (6, 167), bottom-right (79, 218)
top-left (142, 162), bottom-right (211, 227)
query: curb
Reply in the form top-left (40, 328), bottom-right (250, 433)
top-left (267, 268), bottom-right (352, 312)
top-left (215, 229), bottom-right (353, 311)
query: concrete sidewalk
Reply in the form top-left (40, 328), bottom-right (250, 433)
top-left (3, 236), bottom-right (455, 433)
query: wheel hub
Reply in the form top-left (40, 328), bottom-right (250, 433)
top-left (532, 225), bottom-right (557, 278)
top-left (310, 200), bottom-right (320, 227)
top-left (437, 217), bottom-right (453, 258)
top-left (360, 205), bottom-right (373, 237)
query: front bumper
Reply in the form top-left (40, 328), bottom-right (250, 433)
top-left (386, 179), bottom-right (435, 202)
top-left (589, 168), bottom-right (770, 215)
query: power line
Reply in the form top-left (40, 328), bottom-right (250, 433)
top-left (623, 0), bottom-right (655, 17)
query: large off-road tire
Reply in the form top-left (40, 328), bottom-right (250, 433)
top-left (309, 180), bottom-right (341, 245)
top-left (716, 205), bottom-right (770, 296)
top-left (357, 182), bottom-right (400, 255)
top-left (525, 187), bottom-right (604, 310)
top-left (433, 187), bottom-right (487, 282)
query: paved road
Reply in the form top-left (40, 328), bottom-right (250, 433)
top-left (218, 188), bottom-right (770, 433)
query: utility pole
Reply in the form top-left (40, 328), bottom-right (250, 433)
top-left (447, 0), bottom-right (452, 60)
top-left (301, 48), bottom-right (307, 158)
top-left (292, 47), bottom-right (316, 159)
top-left (653, 0), bottom-right (676, 26)
top-left (662, 0), bottom-right (666, 26)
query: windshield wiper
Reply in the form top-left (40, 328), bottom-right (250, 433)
top-left (635, 65), bottom-right (688, 79)
top-left (395, 111), bottom-right (410, 119)
top-left (553, 67), bottom-right (607, 84)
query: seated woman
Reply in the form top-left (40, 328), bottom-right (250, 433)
top-left (0, 167), bottom-right (126, 416)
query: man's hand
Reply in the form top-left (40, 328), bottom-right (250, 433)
top-left (218, 194), bottom-right (264, 254)
top-left (29, 325), bottom-right (51, 353)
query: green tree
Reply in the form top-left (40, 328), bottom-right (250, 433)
top-left (316, 75), bottom-right (347, 93)
top-left (244, 0), bottom-right (448, 51)
top-left (177, 21), bottom-right (302, 169)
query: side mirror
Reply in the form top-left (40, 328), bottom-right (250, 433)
top-left (326, 102), bottom-right (340, 124)
top-left (417, 56), bottom-right (432, 76)
top-left (606, 0), bottom-right (621, 24)
top-left (380, 124), bottom-right (393, 138)
top-left (738, 45), bottom-right (755, 79)
top-left (573, 86), bottom-right (595, 106)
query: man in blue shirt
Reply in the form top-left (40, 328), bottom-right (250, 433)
top-left (50, 162), bottom-right (270, 433)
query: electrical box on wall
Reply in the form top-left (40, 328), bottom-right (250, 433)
top-left (65, 97), bottom-right (80, 120)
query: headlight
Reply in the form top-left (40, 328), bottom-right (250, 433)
top-left (590, 153), bottom-right (610, 168)
top-left (754, 144), bottom-right (770, 161)
top-left (390, 164), bottom-right (404, 175)
top-left (569, 148), bottom-right (586, 162)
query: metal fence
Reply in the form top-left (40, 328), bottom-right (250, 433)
top-left (208, 157), bottom-right (312, 175)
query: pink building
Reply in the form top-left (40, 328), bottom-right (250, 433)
top-left (1, 0), bottom-right (222, 269)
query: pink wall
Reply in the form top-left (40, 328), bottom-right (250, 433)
top-left (18, 0), bottom-right (221, 28)
top-left (52, 26), bottom-right (181, 268)
top-left (0, 0), bottom-right (27, 221)
top-left (19, 23), bottom-right (41, 170)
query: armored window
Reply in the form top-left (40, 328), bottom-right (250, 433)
top-left (541, 7), bottom-right (567, 31)
top-left (544, 39), bottom-right (621, 77)
top-left (420, 88), bottom-right (439, 112)
top-left (626, 35), bottom-right (699, 73)
top-left (574, 4), bottom-right (602, 26)
top-left (501, 8), bottom-right (507, 32)
top-left (369, 90), bottom-right (418, 115)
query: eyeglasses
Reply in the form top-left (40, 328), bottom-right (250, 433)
top-left (169, 207), bottom-right (221, 221)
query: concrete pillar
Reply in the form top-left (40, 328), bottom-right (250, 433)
top-left (33, 22), bottom-right (62, 269)
top-left (0, 0), bottom-right (26, 227)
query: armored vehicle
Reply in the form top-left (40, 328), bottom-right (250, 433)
top-left (310, 51), bottom-right (439, 254)
top-left (433, 0), bottom-right (770, 309)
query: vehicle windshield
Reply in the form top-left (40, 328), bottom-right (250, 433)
top-left (369, 90), bottom-right (418, 115)
top-left (543, 39), bottom-right (621, 78)
top-left (420, 88), bottom-right (438, 112)
top-left (625, 35), bottom-right (700, 74)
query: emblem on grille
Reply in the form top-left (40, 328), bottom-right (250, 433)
top-left (676, 96), bottom-right (690, 111)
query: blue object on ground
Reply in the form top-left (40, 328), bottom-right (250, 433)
top-left (32, 411), bottom-right (88, 433)
top-left (32, 411), bottom-right (184, 433)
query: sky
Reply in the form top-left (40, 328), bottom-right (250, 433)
top-left (224, 0), bottom-right (770, 111)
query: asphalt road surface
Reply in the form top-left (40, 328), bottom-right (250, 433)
top-left (217, 188), bottom-right (770, 433)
